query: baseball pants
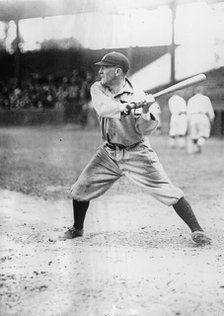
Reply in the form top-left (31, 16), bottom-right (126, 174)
top-left (169, 114), bottom-right (188, 137)
top-left (71, 141), bottom-right (184, 206)
top-left (189, 114), bottom-right (211, 139)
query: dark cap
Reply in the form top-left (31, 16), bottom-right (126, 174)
top-left (95, 51), bottom-right (130, 73)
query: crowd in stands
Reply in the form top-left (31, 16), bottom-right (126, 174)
top-left (0, 69), bottom-right (94, 115)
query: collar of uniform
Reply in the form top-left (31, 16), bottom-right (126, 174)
top-left (100, 78), bottom-right (133, 97)
top-left (114, 78), bottom-right (133, 97)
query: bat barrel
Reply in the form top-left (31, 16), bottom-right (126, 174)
top-left (153, 74), bottom-right (206, 99)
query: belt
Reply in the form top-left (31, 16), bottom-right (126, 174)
top-left (105, 141), bottom-right (141, 150)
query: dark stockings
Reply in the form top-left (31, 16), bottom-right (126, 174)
top-left (173, 197), bottom-right (203, 232)
top-left (73, 199), bottom-right (89, 230)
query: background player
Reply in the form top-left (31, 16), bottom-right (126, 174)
top-left (187, 86), bottom-right (215, 154)
top-left (168, 91), bottom-right (188, 149)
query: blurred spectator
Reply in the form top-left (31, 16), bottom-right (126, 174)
top-left (187, 86), bottom-right (215, 154)
top-left (0, 69), bottom-right (94, 125)
top-left (168, 91), bottom-right (188, 149)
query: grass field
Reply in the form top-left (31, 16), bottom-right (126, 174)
top-left (0, 125), bottom-right (223, 202)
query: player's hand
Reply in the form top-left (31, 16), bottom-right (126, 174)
top-left (121, 103), bottom-right (132, 116)
top-left (142, 94), bottom-right (155, 113)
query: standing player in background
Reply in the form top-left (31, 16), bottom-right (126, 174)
top-left (60, 52), bottom-right (211, 245)
top-left (168, 91), bottom-right (188, 149)
top-left (187, 86), bottom-right (215, 154)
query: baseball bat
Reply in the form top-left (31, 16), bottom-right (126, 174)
top-left (153, 73), bottom-right (206, 98)
top-left (129, 73), bottom-right (206, 109)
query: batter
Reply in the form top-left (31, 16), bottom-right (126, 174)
top-left (60, 52), bottom-right (211, 245)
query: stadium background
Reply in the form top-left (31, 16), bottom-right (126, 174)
top-left (0, 0), bottom-right (224, 135)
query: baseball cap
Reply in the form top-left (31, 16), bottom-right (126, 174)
top-left (95, 51), bottom-right (130, 73)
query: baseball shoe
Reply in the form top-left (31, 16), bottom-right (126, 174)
top-left (59, 226), bottom-right (83, 241)
top-left (191, 231), bottom-right (212, 245)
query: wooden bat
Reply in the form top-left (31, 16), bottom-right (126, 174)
top-left (129, 73), bottom-right (206, 109)
top-left (153, 73), bottom-right (206, 98)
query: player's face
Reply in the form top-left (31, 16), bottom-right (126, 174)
top-left (98, 66), bottom-right (118, 86)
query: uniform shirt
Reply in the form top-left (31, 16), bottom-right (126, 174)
top-left (187, 93), bottom-right (215, 122)
top-left (168, 95), bottom-right (187, 116)
top-left (90, 79), bottom-right (158, 146)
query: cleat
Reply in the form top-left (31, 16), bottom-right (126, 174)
top-left (59, 226), bottom-right (83, 241)
top-left (191, 231), bottom-right (212, 245)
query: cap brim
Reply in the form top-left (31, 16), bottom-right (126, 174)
top-left (95, 61), bottom-right (115, 66)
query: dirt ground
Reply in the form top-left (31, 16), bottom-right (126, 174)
top-left (0, 126), bottom-right (224, 316)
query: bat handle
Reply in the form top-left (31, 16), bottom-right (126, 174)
top-left (128, 102), bottom-right (144, 110)
top-left (129, 98), bottom-right (154, 110)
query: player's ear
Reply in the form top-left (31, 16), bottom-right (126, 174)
top-left (115, 67), bottom-right (122, 76)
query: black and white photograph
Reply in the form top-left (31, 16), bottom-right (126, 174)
top-left (0, 0), bottom-right (224, 315)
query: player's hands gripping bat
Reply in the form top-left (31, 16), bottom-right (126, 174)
top-left (128, 73), bottom-right (206, 110)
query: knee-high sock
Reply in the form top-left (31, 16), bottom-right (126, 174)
top-left (173, 197), bottom-right (203, 232)
top-left (73, 199), bottom-right (89, 230)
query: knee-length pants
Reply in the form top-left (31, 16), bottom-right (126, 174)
top-left (71, 142), bottom-right (184, 206)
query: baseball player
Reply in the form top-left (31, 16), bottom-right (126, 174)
top-left (168, 91), bottom-right (188, 149)
top-left (187, 86), bottom-right (215, 154)
top-left (60, 52), bottom-right (211, 245)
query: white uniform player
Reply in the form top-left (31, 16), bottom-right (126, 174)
top-left (187, 86), bottom-right (215, 153)
top-left (168, 92), bottom-right (187, 148)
